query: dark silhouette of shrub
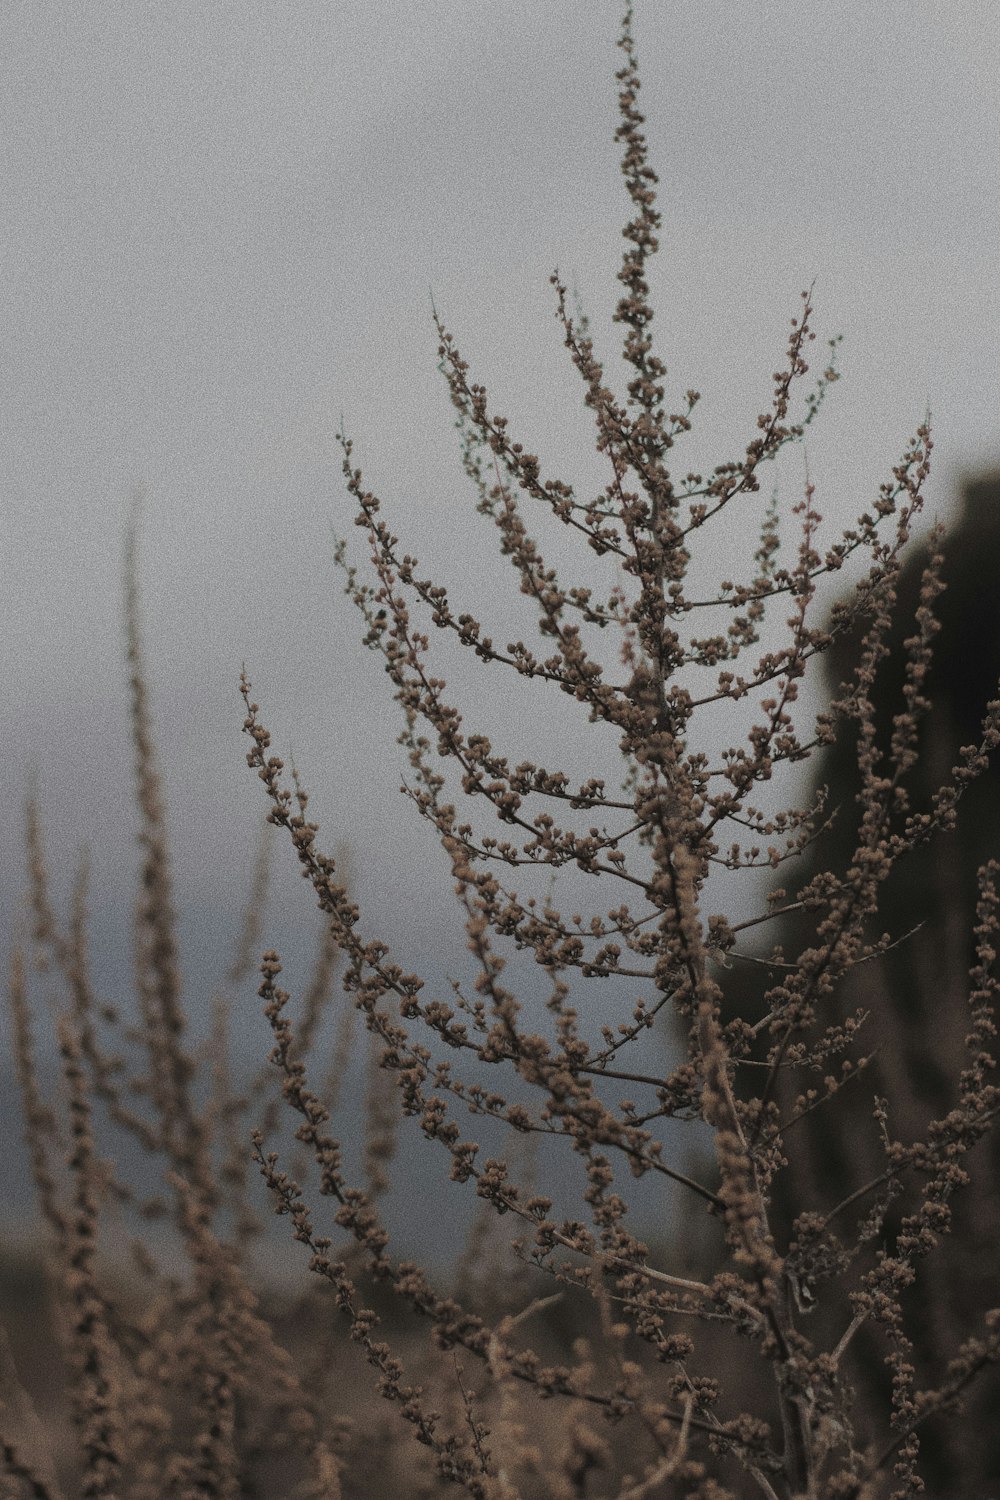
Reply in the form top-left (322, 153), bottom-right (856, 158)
top-left (756, 471), bottom-right (1000, 1493)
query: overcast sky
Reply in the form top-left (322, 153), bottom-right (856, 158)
top-left (4, 0), bottom-right (999, 1117)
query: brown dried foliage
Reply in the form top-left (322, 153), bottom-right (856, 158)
top-left (4, 8), bottom-right (1000, 1499)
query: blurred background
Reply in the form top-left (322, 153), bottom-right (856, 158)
top-left (3, 0), bottom-right (1000, 1267)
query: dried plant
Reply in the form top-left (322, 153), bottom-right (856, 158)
top-left (4, 7), bottom-right (999, 1499)
top-left (758, 471), bottom-right (1000, 1494)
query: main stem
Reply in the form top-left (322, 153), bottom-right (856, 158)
top-left (664, 810), bottom-right (812, 1494)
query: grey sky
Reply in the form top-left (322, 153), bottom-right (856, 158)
top-left (4, 1), bottom-right (1000, 1019)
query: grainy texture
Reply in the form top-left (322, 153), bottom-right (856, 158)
top-left (4, 8), bottom-right (999, 1498)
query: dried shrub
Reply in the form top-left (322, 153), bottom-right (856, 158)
top-left (5, 7), bottom-right (999, 1499)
